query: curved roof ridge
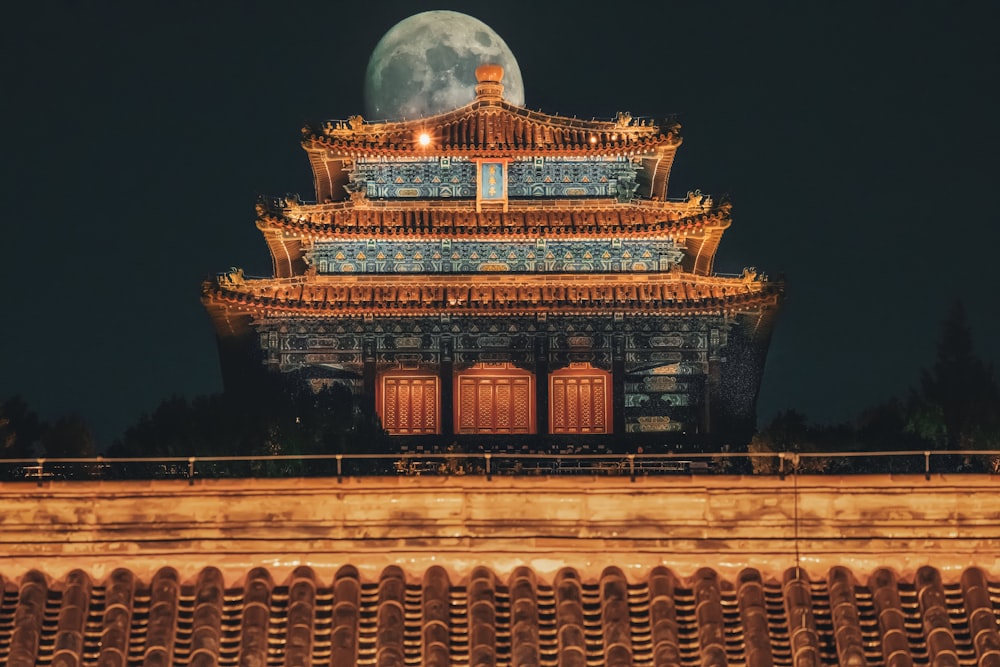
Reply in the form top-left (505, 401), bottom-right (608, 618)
top-left (305, 99), bottom-right (680, 156)
top-left (257, 200), bottom-right (732, 239)
top-left (320, 99), bottom-right (669, 138)
top-left (204, 275), bottom-right (783, 319)
top-left (270, 193), bottom-right (725, 217)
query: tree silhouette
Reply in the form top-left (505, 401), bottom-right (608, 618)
top-left (41, 413), bottom-right (97, 459)
top-left (917, 300), bottom-right (1000, 449)
top-left (0, 396), bottom-right (45, 458)
top-left (110, 371), bottom-right (389, 466)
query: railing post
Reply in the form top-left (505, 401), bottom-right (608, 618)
top-left (485, 453), bottom-right (492, 481)
top-left (188, 457), bottom-right (196, 485)
top-left (336, 454), bottom-right (343, 483)
top-left (778, 452), bottom-right (785, 480)
top-left (925, 450), bottom-right (931, 480)
top-left (627, 453), bottom-right (635, 482)
top-left (36, 457), bottom-right (45, 487)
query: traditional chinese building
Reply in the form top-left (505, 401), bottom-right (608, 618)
top-left (202, 64), bottom-right (782, 445)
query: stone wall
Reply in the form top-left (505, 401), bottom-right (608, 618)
top-left (1, 473), bottom-right (997, 584)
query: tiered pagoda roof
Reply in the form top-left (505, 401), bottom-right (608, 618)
top-left (204, 66), bottom-right (783, 339)
top-left (204, 271), bottom-right (781, 337)
top-left (258, 195), bottom-right (727, 240)
top-left (254, 194), bottom-right (733, 279)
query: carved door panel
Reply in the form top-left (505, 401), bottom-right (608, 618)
top-left (455, 365), bottom-right (534, 434)
top-left (550, 366), bottom-right (611, 434)
top-left (379, 374), bottom-right (440, 435)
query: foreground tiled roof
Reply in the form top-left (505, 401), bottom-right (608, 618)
top-left (2, 564), bottom-right (999, 667)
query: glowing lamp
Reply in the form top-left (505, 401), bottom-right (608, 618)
top-left (418, 132), bottom-right (431, 146)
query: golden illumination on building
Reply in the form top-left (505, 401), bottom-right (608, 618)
top-left (202, 61), bottom-right (782, 443)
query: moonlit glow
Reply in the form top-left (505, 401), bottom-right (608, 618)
top-left (364, 11), bottom-right (525, 121)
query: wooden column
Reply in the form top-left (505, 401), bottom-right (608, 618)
top-left (362, 335), bottom-right (376, 415)
top-left (534, 335), bottom-right (549, 436)
top-left (612, 330), bottom-right (626, 436)
top-left (441, 336), bottom-right (454, 437)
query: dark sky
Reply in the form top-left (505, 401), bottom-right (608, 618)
top-left (3, 1), bottom-right (998, 446)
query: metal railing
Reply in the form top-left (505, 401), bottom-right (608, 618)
top-left (2, 449), bottom-right (998, 485)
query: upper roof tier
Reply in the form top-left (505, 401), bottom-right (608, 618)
top-left (259, 191), bottom-right (728, 239)
top-left (255, 193), bottom-right (730, 278)
top-left (303, 65), bottom-right (684, 204)
top-left (302, 65), bottom-right (681, 159)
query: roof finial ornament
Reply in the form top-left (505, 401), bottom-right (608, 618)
top-left (475, 64), bottom-right (505, 102)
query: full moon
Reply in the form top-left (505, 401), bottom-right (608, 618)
top-left (364, 11), bottom-right (525, 121)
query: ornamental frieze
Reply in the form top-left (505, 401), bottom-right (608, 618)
top-left (376, 351), bottom-right (438, 365)
top-left (307, 337), bottom-right (340, 349)
top-left (302, 352), bottom-right (362, 365)
top-left (379, 334), bottom-right (433, 350)
top-left (549, 349), bottom-right (612, 367)
top-left (624, 392), bottom-right (693, 410)
top-left (625, 360), bottom-right (706, 375)
top-left (455, 351), bottom-right (533, 366)
top-left (636, 377), bottom-right (690, 392)
top-left (279, 353), bottom-right (366, 371)
top-left (550, 333), bottom-right (608, 350)
top-left (626, 417), bottom-right (683, 433)
top-left (349, 156), bottom-right (641, 201)
top-left (307, 238), bottom-right (683, 274)
top-left (393, 336), bottom-right (422, 349)
top-left (477, 335), bottom-right (512, 348)
top-left (352, 159), bottom-right (476, 199)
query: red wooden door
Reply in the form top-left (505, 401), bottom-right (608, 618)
top-left (378, 374), bottom-right (440, 435)
top-left (455, 364), bottom-right (535, 434)
top-left (549, 365), bottom-right (612, 434)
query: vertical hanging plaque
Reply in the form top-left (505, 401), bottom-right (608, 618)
top-left (475, 158), bottom-right (509, 211)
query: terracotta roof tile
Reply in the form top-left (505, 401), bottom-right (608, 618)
top-left (4, 564), bottom-right (999, 666)
top-left (203, 271), bottom-right (782, 320)
top-left (304, 102), bottom-right (680, 158)
top-left (257, 198), bottom-right (730, 240)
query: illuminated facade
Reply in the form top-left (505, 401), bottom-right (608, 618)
top-left (203, 65), bottom-right (782, 443)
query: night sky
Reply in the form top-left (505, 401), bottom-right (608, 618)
top-left (4, 1), bottom-right (998, 446)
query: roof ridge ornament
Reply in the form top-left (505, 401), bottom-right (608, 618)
top-left (475, 64), bottom-right (505, 102)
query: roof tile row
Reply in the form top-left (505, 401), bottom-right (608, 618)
top-left (3, 564), bottom-right (998, 667)
top-left (258, 201), bottom-right (730, 240)
top-left (204, 277), bottom-right (782, 319)
top-left (305, 102), bottom-right (679, 157)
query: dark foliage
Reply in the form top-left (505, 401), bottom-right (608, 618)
top-left (41, 414), bottom-right (98, 459)
top-left (0, 396), bottom-right (45, 458)
top-left (914, 300), bottom-right (1000, 449)
top-left (108, 372), bottom-right (389, 459)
